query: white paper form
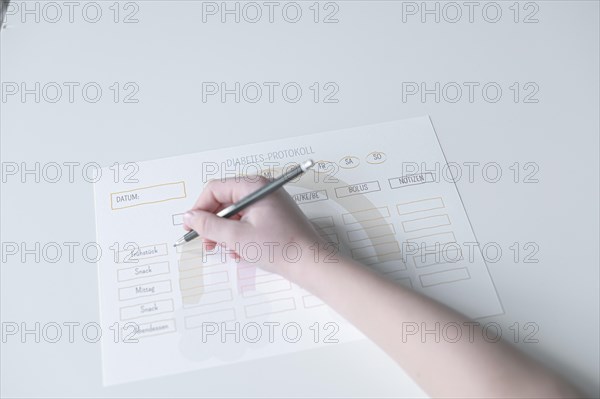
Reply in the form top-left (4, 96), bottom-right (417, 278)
top-left (93, 116), bottom-right (503, 385)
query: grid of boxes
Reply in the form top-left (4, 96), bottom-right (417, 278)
top-left (116, 243), bottom-right (177, 339)
top-left (395, 196), bottom-right (470, 287)
top-left (176, 237), bottom-right (299, 328)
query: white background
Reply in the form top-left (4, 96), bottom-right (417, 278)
top-left (1, 1), bottom-right (599, 397)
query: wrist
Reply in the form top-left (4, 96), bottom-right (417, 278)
top-left (284, 239), bottom-right (342, 290)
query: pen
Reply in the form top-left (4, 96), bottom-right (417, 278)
top-left (173, 159), bottom-right (315, 247)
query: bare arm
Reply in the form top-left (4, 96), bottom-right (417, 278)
top-left (184, 177), bottom-right (580, 398)
top-left (292, 254), bottom-right (579, 398)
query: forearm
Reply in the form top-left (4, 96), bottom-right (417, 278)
top-left (290, 253), bottom-right (579, 398)
top-left (184, 179), bottom-right (579, 397)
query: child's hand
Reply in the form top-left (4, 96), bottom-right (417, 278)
top-left (183, 177), bottom-right (329, 282)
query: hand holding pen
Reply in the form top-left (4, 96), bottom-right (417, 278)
top-left (175, 159), bottom-right (315, 247)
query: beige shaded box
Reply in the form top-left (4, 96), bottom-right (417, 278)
top-left (179, 271), bottom-right (229, 290)
top-left (111, 181), bottom-right (186, 210)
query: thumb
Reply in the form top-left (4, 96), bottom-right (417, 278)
top-left (183, 210), bottom-right (248, 248)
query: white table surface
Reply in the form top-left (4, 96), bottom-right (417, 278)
top-left (1, 1), bottom-right (598, 397)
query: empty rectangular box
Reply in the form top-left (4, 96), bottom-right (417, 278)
top-left (172, 213), bottom-right (184, 225)
top-left (371, 259), bottom-right (407, 274)
top-left (397, 197), bottom-right (445, 215)
top-left (351, 241), bottom-right (400, 260)
top-left (179, 262), bottom-right (226, 279)
top-left (402, 214), bottom-right (451, 233)
top-left (182, 288), bottom-right (233, 308)
top-left (310, 216), bottom-right (335, 229)
top-left (179, 271), bottom-right (229, 291)
top-left (413, 246), bottom-right (463, 268)
top-left (241, 279), bottom-right (292, 298)
top-left (342, 206), bottom-right (390, 224)
top-left (362, 251), bottom-right (404, 266)
top-left (347, 223), bottom-right (396, 242)
top-left (185, 308), bottom-right (236, 329)
top-left (244, 298), bottom-right (296, 318)
top-left (419, 268), bottom-right (471, 287)
top-left (405, 231), bottom-right (456, 249)
top-left (321, 232), bottom-right (339, 244)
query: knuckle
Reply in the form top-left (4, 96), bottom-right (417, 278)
top-left (198, 214), bottom-right (212, 234)
top-left (204, 179), bottom-right (218, 190)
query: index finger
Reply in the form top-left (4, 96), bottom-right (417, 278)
top-left (190, 177), bottom-right (270, 212)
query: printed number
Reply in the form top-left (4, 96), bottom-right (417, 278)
top-left (509, 2), bottom-right (539, 23)
top-left (309, 322), bottom-right (339, 343)
top-left (313, 161), bottom-right (339, 183)
top-left (509, 242), bottom-right (539, 263)
top-left (310, 242), bottom-right (339, 263)
top-left (509, 82), bottom-right (539, 103)
top-left (509, 162), bottom-right (539, 183)
top-left (109, 82), bottom-right (140, 103)
top-left (109, 162), bottom-right (139, 183)
top-left (309, 82), bottom-right (339, 103)
top-left (122, 162), bottom-right (139, 183)
top-left (110, 2), bottom-right (140, 23)
top-left (109, 242), bottom-right (140, 263)
top-left (109, 322), bottom-right (139, 343)
top-left (523, 242), bottom-right (539, 263)
top-left (309, 2), bottom-right (339, 23)
top-left (509, 322), bottom-right (539, 343)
